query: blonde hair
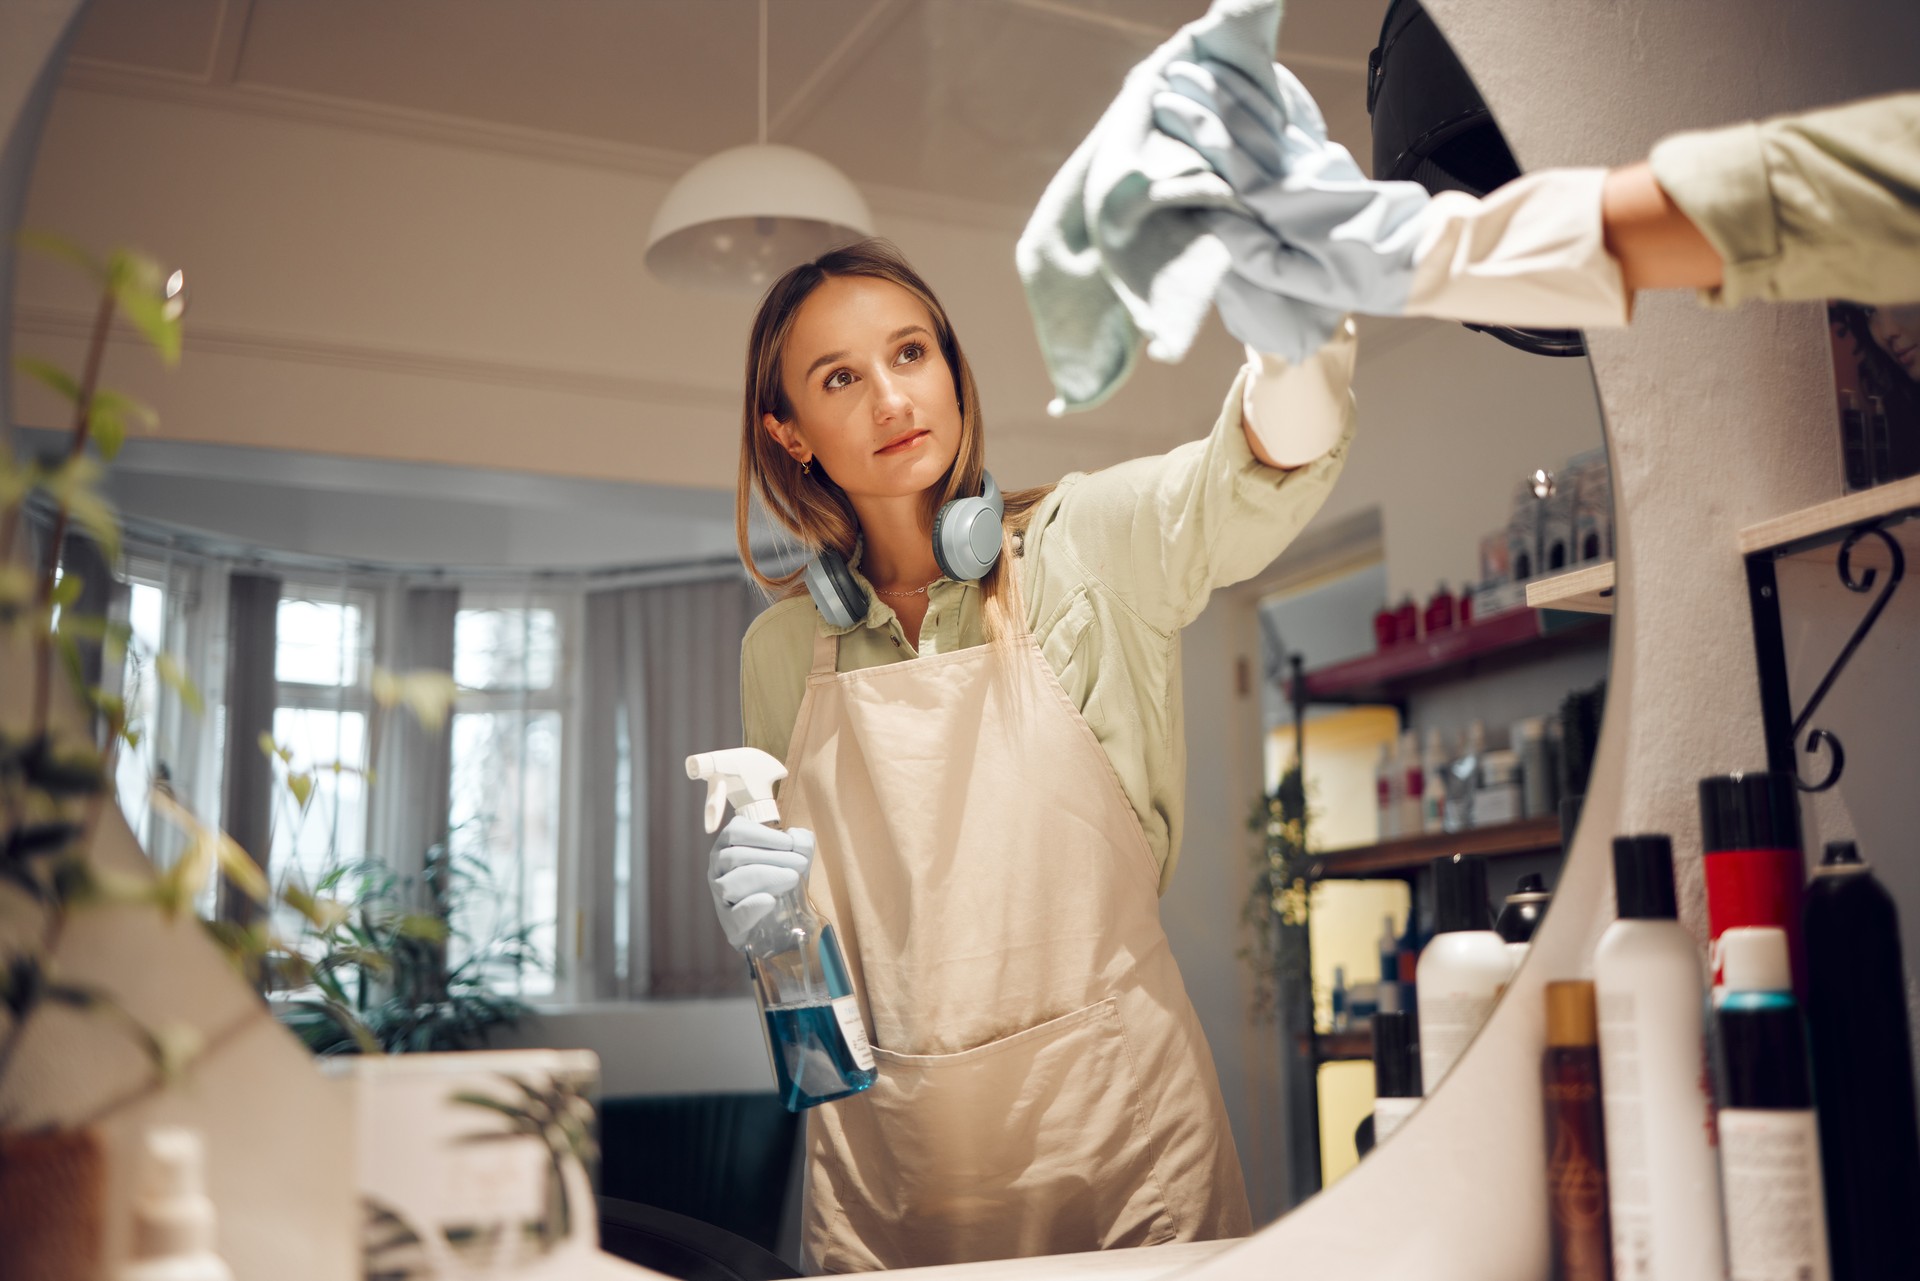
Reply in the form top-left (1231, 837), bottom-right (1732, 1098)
top-left (736, 239), bottom-right (1050, 638)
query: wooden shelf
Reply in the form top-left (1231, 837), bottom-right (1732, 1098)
top-left (1740, 473), bottom-right (1920, 557)
top-left (1526, 561), bottom-right (1615, 615)
top-left (1312, 815), bottom-right (1563, 879)
top-left (1300, 1028), bottom-right (1375, 1063)
top-left (1290, 609), bottom-right (1606, 705)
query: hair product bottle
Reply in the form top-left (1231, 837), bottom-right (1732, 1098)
top-left (1699, 772), bottom-right (1808, 995)
top-left (1371, 1008), bottom-right (1422, 1146)
top-left (1399, 728), bottom-right (1426, 836)
top-left (1495, 872), bottom-right (1552, 973)
top-left (1376, 742), bottom-right (1399, 840)
top-left (1716, 927), bottom-right (1830, 1281)
top-left (1594, 835), bottom-right (1725, 1281)
top-left (1543, 981), bottom-right (1612, 1281)
top-left (1415, 853), bottom-right (1508, 1092)
top-left (1421, 728), bottom-right (1448, 833)
top-left (1802, 840), bottom-right (1920, 1281)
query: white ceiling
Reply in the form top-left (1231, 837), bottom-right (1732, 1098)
top-left (66, 0), bottom-right (1383, 214)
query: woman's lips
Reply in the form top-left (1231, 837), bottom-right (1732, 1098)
top-left (876, 429), bottom-right (931, 455)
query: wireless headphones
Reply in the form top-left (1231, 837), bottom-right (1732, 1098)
top-left (803, 472), bottom-right (1003, 629)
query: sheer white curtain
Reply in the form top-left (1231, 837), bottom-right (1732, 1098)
top-left (583, 577), bottom-right (763, 999)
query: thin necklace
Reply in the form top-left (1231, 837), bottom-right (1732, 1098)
top-left (873, 580), bottom-right (938, 599)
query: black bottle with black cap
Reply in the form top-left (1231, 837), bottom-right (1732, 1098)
top-left (1804, 840), bottom-right (1920, 1281)
top-left (1699, 770), bottom-right (1807, 994)
top-left (1370, 1008), bottom-right (1423, 1148)
top-left (1416, 853), bottom-right (1508, 1093)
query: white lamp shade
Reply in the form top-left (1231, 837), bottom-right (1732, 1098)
top-left (646, 143), bottom-right (876, 293)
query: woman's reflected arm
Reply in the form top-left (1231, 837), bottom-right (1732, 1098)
top-left (1601, 162), bottom-right (1724, 294)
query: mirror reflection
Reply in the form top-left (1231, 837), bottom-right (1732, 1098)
top-left (10, 0), bottom-right (1609, 1272)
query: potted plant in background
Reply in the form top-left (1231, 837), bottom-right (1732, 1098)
top-left (0, 234), bottom-right (213, 1277)
top-left (2, 235), bottom-right (540, 1276)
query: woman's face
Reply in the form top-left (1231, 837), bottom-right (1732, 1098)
top-left (765, 274), bottom-right (963, 503)
top-left (1867, 302), bottom-right (1920, 382)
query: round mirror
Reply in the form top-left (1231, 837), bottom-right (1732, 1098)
top-left (7, 0), bottom-right (1609, 1267)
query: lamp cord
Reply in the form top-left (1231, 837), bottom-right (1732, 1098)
top-left (758, 0), bottom-right (768, 145)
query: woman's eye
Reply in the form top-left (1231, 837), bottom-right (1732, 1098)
top-left (824, 369), bottom-right (853, 390)
top-left (897, 342), bottom-right (924, 365)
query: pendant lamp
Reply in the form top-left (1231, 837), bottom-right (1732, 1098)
top-left (645, 0), bottom-right (875, 292)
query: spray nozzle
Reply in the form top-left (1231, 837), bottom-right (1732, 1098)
top-left (687, 747), bottom-right (787, 833)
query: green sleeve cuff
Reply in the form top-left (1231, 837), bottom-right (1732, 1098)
top-left (1649, 120), bottom-right (1777, 309)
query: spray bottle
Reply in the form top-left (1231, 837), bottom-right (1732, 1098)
top-left (688, 748), bottom-right (877, 1111)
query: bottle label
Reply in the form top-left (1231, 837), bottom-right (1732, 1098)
top-left (832, 995), bottom-right (876, 1072)
top-left (1419, 989), bottom-right (1498, 1090)
top-left (1718, 1109), bottom-right (1830, 1281)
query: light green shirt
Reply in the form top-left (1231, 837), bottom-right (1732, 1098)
top-left (741, 364), bottom-right (1354, 893)
top-left (1650, 92), bottom-right (1920, 308)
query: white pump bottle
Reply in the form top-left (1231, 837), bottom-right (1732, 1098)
top-left (118, 1127), bottom-right (233, 1281)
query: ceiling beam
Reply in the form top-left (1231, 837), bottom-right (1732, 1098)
top-left (991, 0), bottom-right (1370, 74)
top-left (767, 0), bottom-right (911, 141)
top-left (203, 0), bottom-right (256, 86)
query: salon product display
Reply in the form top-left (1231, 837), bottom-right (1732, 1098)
top-left (1802, 840), bottom-right (1920, 1281)
top-left (689, 748), bottom-right (876, 1111)
top-left (1715, 927), bottom-right (1830, 1281)
top-left (118, 1128), bottom-right (233, 1281)
top-left (1371, 1008), bottom-right (1422, 1146)
top-left (1594, 835), bottom-right (1726, 1281)
top-left (1541, 982), bottom-right (1611, 1281)
top-left (1415, 854), bottom-right (1508, 1092)
top-left (1699, 772), bottom-right (1808, 995)
top-left (1827, 301), bottom-right (1920, 492)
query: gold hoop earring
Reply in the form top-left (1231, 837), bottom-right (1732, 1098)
top-left (801, 459), bottom-right (813, 477)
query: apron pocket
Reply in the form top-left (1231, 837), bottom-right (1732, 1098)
top-left (811, 997), bottom-right (1177, 1269)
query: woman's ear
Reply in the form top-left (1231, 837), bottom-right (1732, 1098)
top-left (763, 411), bottom-right (810, 464)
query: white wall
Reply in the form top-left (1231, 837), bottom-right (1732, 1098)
top-left (1338, 317), bottom-right (1606, 602)
top-left (11, 82), bottom-right (1246, 493)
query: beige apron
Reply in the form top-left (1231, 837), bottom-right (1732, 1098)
top-left (778, 617), bottom-right (1252, 1274)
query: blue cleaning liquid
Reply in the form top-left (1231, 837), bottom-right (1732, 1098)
top-left (765, 1003), bottom-right (878, 1111)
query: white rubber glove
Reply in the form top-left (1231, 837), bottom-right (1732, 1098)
top-left (708, 816), bottom-right (816, 951)
top-left (1153, 55), bottom-right (1630, 340)
top-left (1241, 317), bottom-right (1357, 469)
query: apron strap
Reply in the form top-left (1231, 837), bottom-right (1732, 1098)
top-left (810, 628), bottom-right (839, 677)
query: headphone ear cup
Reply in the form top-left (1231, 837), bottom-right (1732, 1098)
top-left (933, 496), bottom-right (1003, 581)
top-left (803, 550), bottom-right (867, 629)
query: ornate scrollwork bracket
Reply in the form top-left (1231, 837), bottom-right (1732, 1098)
top-left (1790, 525), bottom-right (1904, 792)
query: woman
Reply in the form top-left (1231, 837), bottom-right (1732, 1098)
top-left (709, 239), bottom-right (1353, 1273)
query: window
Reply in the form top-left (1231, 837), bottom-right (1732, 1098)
top-left (448, 599), bottom-right (569, 997)
top-left (113, 575), bottom-right (170, 853)
top-left (110, 556), bottom-right (227, 915)
top-left (268, 585), bottom-right (377, 931)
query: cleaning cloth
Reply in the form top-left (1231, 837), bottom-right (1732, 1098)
top-left (1016, 0), bottom-right (1325, 415)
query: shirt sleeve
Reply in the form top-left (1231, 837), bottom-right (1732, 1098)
top-left (1032, 331), bottom-right (1356, 635)
top-left (1649, 92), bottom-right (1920, 308)
top-left (740, 599), bottom-right (813, 767)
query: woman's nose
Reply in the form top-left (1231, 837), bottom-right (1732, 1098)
top-left (870, 370), bottom-right (911, 421)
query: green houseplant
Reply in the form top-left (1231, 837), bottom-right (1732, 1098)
top-left (2, 236), bottom-right (526, 1274)
top-left (1241, 762), bottom-right (1314, 1020)
top-left (1, 235), bottom-right (203, 1278)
